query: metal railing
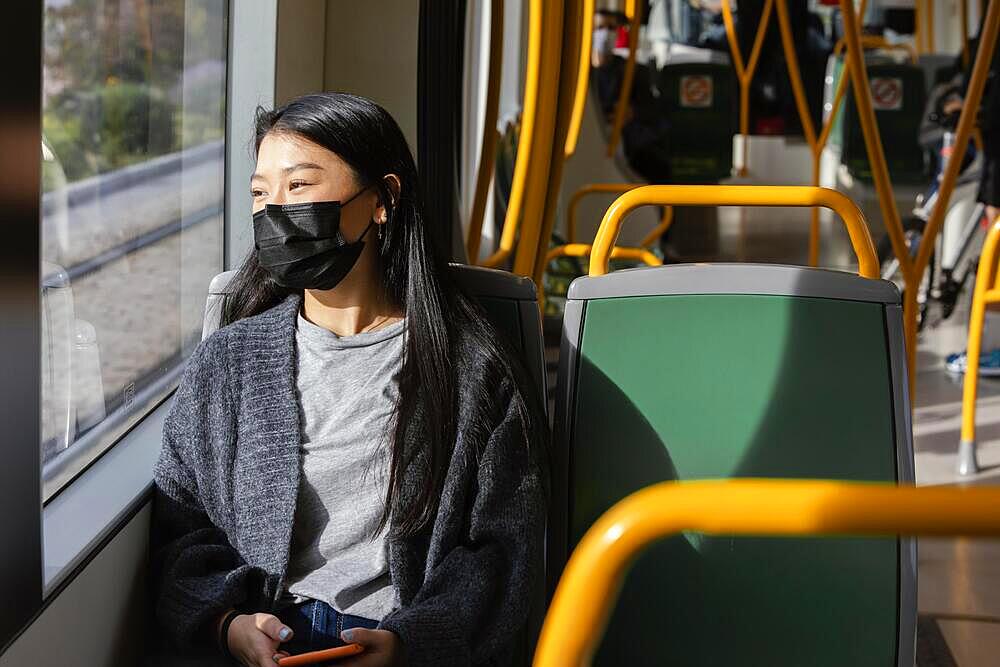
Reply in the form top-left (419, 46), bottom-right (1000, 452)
top-left (588, 185), bottom-right (878, 277)
top-left (606, 0), bottom-right (642, 158)
top-left (480, 0), bottom-right (543, 269)
top-left (837, 0), bottom-right (1000, 399)
top-left (564, 0), bottom-right (594, 159)
top-left (959, 214), bottom-right (1000, 475)
top-left (465, 0), bottom-right (505, 264)
top-left (545, 183), bottom-right (670, 271)
top-left (722, 0), bottom-right (774, 176)
top-left (534, 478), bottom-right (1000, 666)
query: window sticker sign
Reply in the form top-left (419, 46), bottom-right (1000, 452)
top-left (870, 77), bottom-right (903, 111)
top-left (680, 75), bottom-right (713, 108)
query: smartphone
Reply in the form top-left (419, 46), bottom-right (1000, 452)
top-left (276, 643), bottom-right (364, 666)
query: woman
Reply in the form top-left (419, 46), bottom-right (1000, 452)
top-left (150, 92), bottom-right (547, 667)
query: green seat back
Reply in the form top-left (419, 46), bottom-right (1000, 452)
top-left (658, 63), bottom-right (737, 183)
top-left (448, 264), bottom-right (546, 409)
top-left (842, 62), bottom-right (927, 185)
top-left (553, 264), bottom-right (913, 666)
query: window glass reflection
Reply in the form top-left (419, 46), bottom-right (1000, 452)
top-left (40, 0), bottom-right (227, 491)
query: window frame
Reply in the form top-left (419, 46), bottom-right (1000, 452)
top-left (0, 1), bottom-right (43, 655)
top-left (0, 0), bottom-right (277, 654)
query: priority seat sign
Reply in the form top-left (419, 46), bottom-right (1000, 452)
top-left (870, 77), bottom-right (903, 111)
top-left (680, 75), bottom-right (713, 108)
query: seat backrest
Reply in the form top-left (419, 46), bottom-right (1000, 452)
top-left (551, 263), bottom-right (915, 666)
top-left (843, 62), bottom-right (927, 185)
top-left (657, 62), bottom-right (737, 183)
top-left (202, 264), bottom-right (546, 409)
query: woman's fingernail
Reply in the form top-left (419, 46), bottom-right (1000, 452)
top-left (279, 627), bottom-right (292, 640)
top-left (341, 629), bottom-right (355, 642)
top-left (273, 654), bottom-right (282, 663)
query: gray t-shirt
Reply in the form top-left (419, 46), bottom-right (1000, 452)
top-left (282, 311), bottom-right (405, 620)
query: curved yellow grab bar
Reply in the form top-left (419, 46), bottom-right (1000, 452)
top-left (481, 0), bottom-right (542, 269)
top-left (466, 0), bottom-right (505, 263)
top-left (605, 0), bottom-right (643, 158)
top-left (566, 183), bottom-right (665, 244)
top-left (534, 479), bottom-right (1000, 667)
top-left (546, 184), bottom-right (670, 279)
top-left (833, 34), bottom-right (918, 64)
top-left (959, 216), bottom-right (1000, 474)
top-left (589, 185), bottom-right (878, 278)
top-left (546, 243), bottom-right (661, 268)
top-left (564, 0), bottom-right (595, 159)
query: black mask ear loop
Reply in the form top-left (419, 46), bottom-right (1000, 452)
top-left (340, 185), bottom-right (375, 244)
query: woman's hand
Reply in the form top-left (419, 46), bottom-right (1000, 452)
top-left (337, 628), bottom-right (406, 667)
top-left (226, 612), bottom-right (295, 667)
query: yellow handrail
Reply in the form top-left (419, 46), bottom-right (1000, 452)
top-left (833, 34), bottom-right (919, 64)
top-left (837, 0), bottom-right (962, 398)
top-left (466, 0), bottom-right (505, 263)
top-left (959, 215), bottom-right (1000, 475)
top-left (546, 243), bottom-right (661, 268)
top-left (516, 0), bottom-right (566, 279)
top-left (927, 0), bottom-right (936, 53)
top-left (775, 0), bottom-right (867, 267)
top-left (566, 183), bottom-right (665, 243)
top-left (589, 185), bottom-right (878, 278)
top-left (534, 479), bottom-right (1000, 666)
top-left (565, 0), bottom-right (595, 158)
top-left (961, 0), bottom-right (971, 67)
top-left (545, 183), bottom-right (671, 282)
top-left (722, 0), bottom-right (775, 175)
top-left (481, 0), bottom-right (542, 269)
top-left (915, 0), bottom-right (924, 54)
top-left (839, 0), bottom-right (1000, 398)
top-left (639, 205), bottom-right (674, 247)
top-left (606, 0), bottom-right (643, 158)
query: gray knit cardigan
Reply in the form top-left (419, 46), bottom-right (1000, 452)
top-left (150, 293), bottom-right (547, 666)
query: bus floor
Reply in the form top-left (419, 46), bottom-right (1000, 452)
top-left (913, 286), bottom-right (1000, 666)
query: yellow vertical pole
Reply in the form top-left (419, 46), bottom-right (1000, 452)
top-left (777, 0), bottom-right (867, 266)
top-left (480, 0), bottom-right (543, 269)
top-left (959, 218), bottom-right (1000, 475)
top-left (606, 0), bottom-right (643, 157)
top-left (962, 0), bottom-right (971, 67)
top-left (466, 0), bottom-right (505, 264)
top-left (511, 0), bottom-right (564, 277)
top-left (839, 0), bottom-right (915, 379)
top-left (915, 0), bottom-right (924, 54)
top-left (914, 0), bottom-right (1000, 381)
top-left (722, 0), bottom-right (776, 175)
top-left (774, 0), bottom-right (820, 265)
top-left (564, 0), bottom-right (595, 158)
top-left (531, 0), bottom-right (582, 299)
top-left (927, 0), bottom-right (936, 53)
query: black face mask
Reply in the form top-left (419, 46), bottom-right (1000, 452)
top-left (252, 188), bottom-right (374, 291)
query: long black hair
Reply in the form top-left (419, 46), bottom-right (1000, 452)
top-left (222, 92), bottom-right (540, 537)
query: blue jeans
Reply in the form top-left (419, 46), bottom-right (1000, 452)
top-left (278, 599), bottom-right (379, 657)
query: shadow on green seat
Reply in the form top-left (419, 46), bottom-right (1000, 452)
top-left (551, 263), bottom-right (915, 666)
